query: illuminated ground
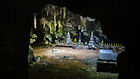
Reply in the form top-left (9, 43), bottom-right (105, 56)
top-left (34, 47), bottom-right (98, 62)
top-left (29, 47), bottom-right (118, 79)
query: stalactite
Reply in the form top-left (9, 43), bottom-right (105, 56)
top-left (45, 6), bottom-right (50, 17)
top-left (63, 7), bottom-right (66, 19)
top-left (60, 8), bottom-right (62, 16)
top-left (57, 20), bottom-right (61, 28)
top-left (56, 8), bottom-right (59, 16)
top-left (47, 11), bottom-right (48, 16)
top-left (49, 21), bottom-right (53, 34)
top-left (43, 21), bottom-right (45, 29)
top-left (34, 13), bottom-right (37, 29)
top-left (40, 17), bottom-right (47, 29)
top-left (54, 11), bottom-right (57, 32)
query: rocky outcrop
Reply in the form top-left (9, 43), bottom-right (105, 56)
top-left (32, 4), bottom-right (110, 44)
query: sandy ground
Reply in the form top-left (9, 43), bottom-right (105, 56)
top-left (33, 47), bottom-right (98, 65)
top-left (33, 47), bottom-right (98, 59)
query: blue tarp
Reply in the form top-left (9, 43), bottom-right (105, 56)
top-left (98, 49), bottom-right (118, 61)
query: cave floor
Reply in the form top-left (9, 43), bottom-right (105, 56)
top-left (29, 47), bottom-right (118, 79)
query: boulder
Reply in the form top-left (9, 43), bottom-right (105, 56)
top-left (28, 45), bottom-right (40, 64)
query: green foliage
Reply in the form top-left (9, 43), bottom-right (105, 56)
top-left (45, 34), bottom-right (52, 42)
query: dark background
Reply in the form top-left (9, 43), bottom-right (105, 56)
top-left (0, 0), bottom-right (130, 79)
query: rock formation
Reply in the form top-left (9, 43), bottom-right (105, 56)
top-left (31, 4), bottom-right (110, 44)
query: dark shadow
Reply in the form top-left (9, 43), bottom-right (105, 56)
top-left (97, 63), bottom-right (118, 73)
top-left (117, 51), bottom-right (129, 79)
